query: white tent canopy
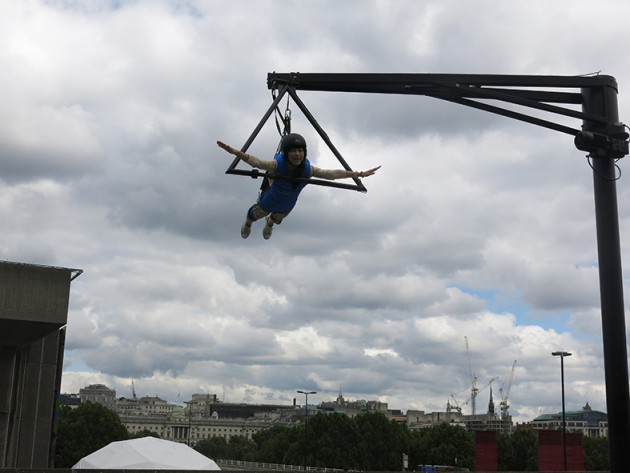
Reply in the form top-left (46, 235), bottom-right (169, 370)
top-left (73, 437), bottom-right (221, 470)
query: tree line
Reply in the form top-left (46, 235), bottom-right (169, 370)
top-left (195, 412), bottom-right (610, 471)
top-left (55, 401), bottom-right (610, 471)
top-left (195, 411), bottom-right (474, 470)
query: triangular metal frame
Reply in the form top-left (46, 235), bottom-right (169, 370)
top-left (225, 83), bottom-right (367, 193)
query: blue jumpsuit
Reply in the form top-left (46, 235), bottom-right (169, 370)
top-left (247, 153), bottom-right (311, 223)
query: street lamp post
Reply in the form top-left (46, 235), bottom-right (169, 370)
top-left (297, 390), bottom-right (316, 471)
top-left (552, 351), bottom-right (572, 471)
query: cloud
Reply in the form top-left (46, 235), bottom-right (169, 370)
top-left (2, 0), bottom-right (627, 425)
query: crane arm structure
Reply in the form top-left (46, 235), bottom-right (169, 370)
top-left (266, 71), bottom-right (629, 473)
top-left (499, 360), bottom-right (517, 420)
top-left (464, 336), bottom-right (478, 416)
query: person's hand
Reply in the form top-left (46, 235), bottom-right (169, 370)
top-left (217, 140), bottom-right (234, 154)
top-left (358, 165), bottom-right (381, 178)
top-left (217, 140), bottom-right (250, 162)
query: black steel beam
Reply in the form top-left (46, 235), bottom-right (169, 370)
top-left (286, 87), bottom-right (365, 191)
top-left (268, 72), bottom-right (614, 95)
top-left (225, 83), bottom-right (290, 173)
top-left (445, 84), bottom-right (601, 122)
top-left (268, 72), bottom-right (618, 129)
top-left (427, 92), bottom-right (580, 136)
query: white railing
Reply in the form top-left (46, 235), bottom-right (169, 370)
top-left (216, 459), bottom-right (344, 472)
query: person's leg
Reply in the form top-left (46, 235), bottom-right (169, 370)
top-left (262, 212), bottom-right (288, 240)
top-left (241, 220), bottom-right (252, 239)
top-left (241, 205), bottom-right (269, 239)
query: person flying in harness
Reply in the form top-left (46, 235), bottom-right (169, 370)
top-left (217, 133), bottom-right (381, 239)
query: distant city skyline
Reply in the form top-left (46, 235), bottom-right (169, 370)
top-left (61, 365), bottom-right (606, 424)
top-left (67, 383), bottom-right (608, 443)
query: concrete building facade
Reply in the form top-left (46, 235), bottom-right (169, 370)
top-left (0, 261), bottom-right (81, 468)
top-left (113, 392), bottom-right (297, 445)
top-left (530, 402), bottom-right (608, 438)
top-left (79, 384), bottom-right (117, 410)
top-left (319, 391), bottom-right (390, 418)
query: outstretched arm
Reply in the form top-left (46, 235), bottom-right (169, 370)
top-left (349, 165), bottom-right (381, 178)
top-left (217, 140), bottom-right (276, 172)
top-left (311, 165), bottom-right (382, 180)
top-left (217, 140), bottom-right (253, 163)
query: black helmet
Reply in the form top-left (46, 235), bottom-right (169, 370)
top-left (281, 133), bottom-right (307, 157)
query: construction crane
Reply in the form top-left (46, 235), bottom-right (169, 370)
top-left (499, 360), bottom-right (517, 420)
top-left (447, 396), bottom-right (463, 414)
top-left (478, 376), bottom-right (498, 394)
top-left (449, 386), bottom-right (471, 414)
top-left (465, 336), bottom-right (479, 415)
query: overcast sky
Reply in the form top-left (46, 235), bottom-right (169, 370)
top-left (3, 0), bottom-right (630, 424)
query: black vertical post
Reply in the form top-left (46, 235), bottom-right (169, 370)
top-left (552, 351), bottom-right (571, 471)
top-left (297, 390), bottom-right (316, 471)
top-left (559, 355), bottom-right (568, 472)
top-left (49, 327), bottom-right (66, 468)
top-left (582, 77), bottom-right (630, 473)
top-left (304, 397), bottom-right (308, 471)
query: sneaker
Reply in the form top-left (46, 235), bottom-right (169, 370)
top-left (262, 220), bottom-right (273, 240)
top-left (241, 221), bottom-right (252, 239)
